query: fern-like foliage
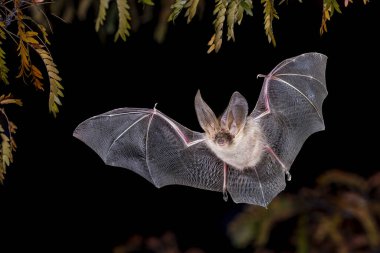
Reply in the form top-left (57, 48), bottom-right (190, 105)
top-left (35, 48), bottom-right (64, 117)
top-left (320, 0), bottom-right (342, 34)
top-left (0, 0), bottom-right (63, 182)
top-left (208, 0), bottom-right (228, 53)
top-left (138, 0), bottom-right (154, 6)
top-left (168, 0), bottom-right (188, 22)
top-left (261, 0), bottom-right (278, 46)
top-left (114, 0), bottom-right (132, 41)
top-left (184, 0), bottom-right (200, 23)
top-left (0, 94), bottom-right (22, 183)
top-left (96, 0), bottom-right (145, 41)
top-left (228, 170), bottom-right (380, 253)
top-left (226, 0), bottom-right (237, 41)
top-left (13, 0), bottom-right (63, 117)
top-left (28, 0), bottom-right (370, 53)
top-left (0, 22), bottom-right (9, 85)
top-left (168, 0), bottom-right (200, 24)
top-left (96, 0), bottom-right (110, 32)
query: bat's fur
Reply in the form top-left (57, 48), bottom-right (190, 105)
top-left (205, 118), bottom-right (265, 170)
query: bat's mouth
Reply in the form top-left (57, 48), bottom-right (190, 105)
top-left (216, 138), bottom-right (227, 146)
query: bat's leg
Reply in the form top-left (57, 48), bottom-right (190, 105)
top-left (265, 146), bottom-right (292, 181)
top-left (223, 162), bottom-right (228, 201)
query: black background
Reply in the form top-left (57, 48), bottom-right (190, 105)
top-left (1, 1), bottom-right (379, 252)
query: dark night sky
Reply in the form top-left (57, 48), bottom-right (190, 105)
top-left (1, 1), bottom-right (379, 253)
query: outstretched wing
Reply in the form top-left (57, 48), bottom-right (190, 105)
top-left (227, 52), bottom-right (328, 205)
top-left (73, 108), bottom-right (224, 191)
top-left (74, 53), bottom-right (327, 207)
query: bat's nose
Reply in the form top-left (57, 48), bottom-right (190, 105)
top-left (216, 138), bottom-right (226, 146)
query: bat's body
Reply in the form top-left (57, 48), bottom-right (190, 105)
top-left (205, 118), bottom-right (264, 170)
top-left (74, 53), bottom-right (328, 206)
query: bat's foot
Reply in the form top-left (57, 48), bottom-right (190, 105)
top-left (285, 171), bottom-right (292, 181)
top-left (223, 190), bottom-right (228, 202)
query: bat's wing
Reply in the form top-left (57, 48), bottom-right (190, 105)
top-left (227, 52), bottom-right (328, 206)
top-left (73, 108), bottom-right (224, 191)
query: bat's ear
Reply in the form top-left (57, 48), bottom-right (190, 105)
top-left (195, 90), bottom-right (219, 135)
top-left (221, 91), bottom-right (248, 136)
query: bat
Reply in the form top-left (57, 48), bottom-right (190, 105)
top-left (73, 52), bottom-right (328, 207)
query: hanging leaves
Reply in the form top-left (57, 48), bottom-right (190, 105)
top-left (25, 0), bottom-right (370, 53)
top-left (208, 0), bottom-right (228, 53)
top-left (168, 0), bottom-right (188, 22)
top-left (139, 0), bottom-right (155, 6)
top-left (184, 0), bottom-right (200, 23)
top-left (262, 0), bottom-right (279, 47)
top-left (115, 0), bottom-right (132, 42)
top-left (0, 22), bottom-right (9, 85)
top-left (320, 0), bottom-right (342, 34)
top-left (96, 0), bottom-right (110, 32)
top-left (13, 1), bottom-right (64, 116)
top-left (226, 0), bottom-right (239, 41)
top-left (0, 94), bottom-right (22, 184)
top-left (34, 48), bottom-right (64, 117)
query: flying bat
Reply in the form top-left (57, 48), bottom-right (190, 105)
top-left (73, 52), bottom-right (328, 207)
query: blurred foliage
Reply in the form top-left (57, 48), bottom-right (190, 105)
top-left (31, 0), bottom-right (368, 52)
top-left (0, 0), bottom-right (63, 183)
top-left (112, 231), bottom-right (205, 253)
top-left (0, 94), bottom-right (22, 183)
top-left (228, 170), bottom-right (380, 253)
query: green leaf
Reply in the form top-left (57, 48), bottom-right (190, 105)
top-left (0, 23), bottom-right (9, 85)
top-left (96, 0), bottom-right (111, 31)
top-left (241, 0), bottom-right (253, 16)
top-left (261, 0), bottom-right (278, 46)
top-left (184, 0), bottom-right (200, 23)
top-left (168, 0), bottom-right (188, 22)
top-left (114, 0), bottom-right (132, 42)
top-left (138, 0), bottom-right (154, 6)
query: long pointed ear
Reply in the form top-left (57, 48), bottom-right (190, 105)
top-left (195, 90), bottom-right (219, 135)
top-left (221, 91), bottom-right (248, 136)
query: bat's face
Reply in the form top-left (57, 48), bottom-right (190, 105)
top-left (195, 90), bottom-right (248, 146)
top-left (213, 130), bottom-right (234, 147)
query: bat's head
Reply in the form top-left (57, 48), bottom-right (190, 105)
top-left (195, 90), bottom-right (248, 147)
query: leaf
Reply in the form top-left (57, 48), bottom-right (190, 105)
top-left (226, 0), bottom-right (239, 41)
top-left (114, 0), bottom-right (132, 42)
top-left (31, 64), bottom-right (44, 90)
top-left (320, 0), bottom-right (342, 35)
top-left (37, 24), bottom-right (51, 45)
top-left (138, 0), bottom-right (155, 6)
top-left (261, 0), bottom-right (279, 47)
top-left (0, 94), bottom-right (23, 106)
top-left (208, 0), bottom-right (228, 53)
top-left (241, 0), bottom-right (253, 16)
top-left (16, 8), bottom-right (32, 79)
top-left (0, 22), bottom-right (9, 85)
top-left (168, 0), bottom-right (188, 22)
top-left (96, 0), bottom-right (110, 31)
top-left (0, 105), bottom-right (19, 184)
top-left (184, 0), bottom-right (200, 23)
top-left (35, 48), bottom-right (64, 117)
